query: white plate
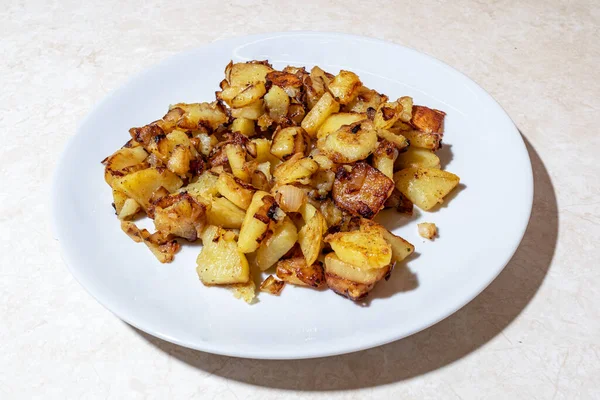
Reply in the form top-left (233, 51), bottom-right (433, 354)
top-left (52, 32), bottom-right (533, 359)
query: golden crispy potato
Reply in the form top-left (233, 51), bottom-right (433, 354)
top-left (181, 171), bottom-right (219, 202)
top-left (112, 189), bottom-right (128, 215)
top-left (231, 99), bottom-right (265, 120)
top-left (231, 280), bottom-right (256, 304)
top-left (372, 140), bottom-right (398, 179)
top-left (117, 198), bottom-right (141, 220)
top-left (316, 112), bottom-right (366, 139)
top-left (328, 70), bottom-right (362, 105)
top-left (238, 191), bottom-right (280, 253)
top-left (226, 61), bottom-right (274, 86)
top-left (373, 101), bottom-right (403, 129)
top-left (207, 197), bottom-right (246, 229)
top-left (394, 167), bottom-right (460, 210)
top-left (275, 257), bottom-right (326, 288)
top-left (103, 146), bottom-right (149, 187)
top-left (153, 192), bottom-right (207, 241)
top-left (325, 271), bottom-right (377, 301)
top-left (230, 83), bottom-right (267, 108)
top-left (171, 102), bottom-right (228, 131)
top-left (115, 168), bottom-right (183, 211)
top-left (197, 226), bottom-right (250, 285)
top-left (376, 128), bottom-right (409, 151)
top-left (301, 92), bottom-right (340, 137)
top-left (256, 216), bottom-right (298, 271)
top-left (395, 147), bottom-right (441, 170)
top-left (298, 204), bottom-right (327, 266)
top-left (270, 127), bottom-right (307, 160)
top-left (324, 253), bottom-right (391, 284)
top-left (343, 86), bottom-right (388, 114)
top-left (264, 85), bottom-right (290, 121)
top-left (231, 117), bottom-right (256, 137)
top-left (267, 70), bottom-right (303, 100)
top-left (411, 105), bottom-right (445, 133)
top-left (324, 219), bottom-right (392, 269)
top-left (398, 96), bottom-right (413, 122)
top-left (272, 153), bottom-right (319, 185)
top-left (121, 222), bottom-right (180, 263)
top-left (259, 275), bottom-right (285, 295)
top-left (318, 120), bottom-right (378, 164)
top-left (216, 173), bottom-right (255, 210)
top-left (398, 129), bottom-right (442, 150)
top-left (332, 162), bottom-right (394, 219)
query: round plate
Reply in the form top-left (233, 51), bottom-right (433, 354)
top-left (52, 32), bottom-right (533, 359)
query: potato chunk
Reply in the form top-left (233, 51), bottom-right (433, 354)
top-left (318, 120), bottom-right (378, 164)
top-left (395, 147), bottom-right (441, 170)
top-left (301, 92), bottom-right (340, 137)
top-left (418, 222), bottom-right (438, 239)
top-left (332, 162), bottom-right (394, 219)
top-left (316, 112), bottom-right (367, 139)
top-left (328, 70), bottom-right (362, 105)
top-left (325, 253), bottom-right (391, 284)
top-left (196, 226), bottom-right (250, 285)
top-left (275, 257), bottom-right (326, 288)
top-left (216, 173), bottom-right (255, 210)
top-left (256, 216), bottom-right (298, 271)
top-left (411, 105), bottom-right (446, 133)
top-left (115, 168), bottom-right (183, 211)
top-left (394, 167), bottom-right (460, 210)
top-left (238, 191), bottom-right (280, 253)
top-left (153, 193), bottom-right (207, 241)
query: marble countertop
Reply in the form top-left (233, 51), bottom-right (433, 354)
top-left (1, 0), bottom-right (598, 398)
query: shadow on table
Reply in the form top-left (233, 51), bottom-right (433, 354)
top-left (131, 134), bottom-right (557, 390)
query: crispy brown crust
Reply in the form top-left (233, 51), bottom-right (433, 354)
top-left (410, 105), bottom-right (446, 134)
top-left (259, 275), bottom-right (286, 295)
top-left (276, 257), bottom-right (326, 288)
top-left (332, 162), bottom-right (394, 219)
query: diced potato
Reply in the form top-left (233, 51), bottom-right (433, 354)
top-left (259, 275), bottom-right (285, 295)
top-left (394, 167), bottom-right (460, 210)
top-left (316, 112), bottom-right (366, 139)
top-left (332, 162), bottom-right (394, 219)
top-left (216, 173), bottom-right (255, 210)
top-left (256, 216), bottom-right (298, 271)
top-left (377, 227), bottom-right (415, 263)
top-left (418, 222), bottom-right (437, 239)
top-left (226, 61), bottom-right (274, 86)
top-left (251, 138), bottom-right (272, 163)
top-left (324, 253), bottom-right (391, 284)
top-left (103, 146), bottom-right (149, 187)
top-left (121, 222), bottom-right (180, 263)
top-left (225, 144), bottom-right (250, 181)
top-left (273, 153), bottom-right (318, 185)
top-left (395, 147), bottom-right (441, 170)
top-left (171, 102), bottom-right (228, 131)
top-left (231, 117), bottom-right (256, 137)
top-left (298, 206), bottom-right (327, 266)
top-left (301, 92), bottom-right (340, 137)
top-left (287, 103), bottom-right (306, 125)
top-left (304, 66), bottom-right (332, 109)
top-left (372, 140), bottom-right (398, 179)
top-left (275, 257), bottom-right (326, 288)
top-left (264, 85), bottom-right (290, 121)
top-left (319, 199), bottom-right (344, 228)
top-left (196, 226), bottom-right (250, 285)
top-left (230, 82), bottom-right (267, 108)
top-left (270, 127), bottom-right (307, 160)
top-left (154, 193), bottom-right (207, 241)
top-left (231, 99), bottom-right (265, 120)
top-left (400, 129), bottom-right (442, 150)
top-left (373, 101), bottom-right (403, 130)
top-left (324, 220), bottom-right (392, 269)
top-left (328, 70), bottom-right (362, 105)
top-left (207, 197), bottom-right (246, 229)
top-left (325, 272), bottom-right (377, 301)
top-left (238, 191), bottom-right (278, 253)
top-left (181, 171), bottom-right (219, 202)
top-left (115, 168), bottom-right (183, 211)
top-left (411, 105), bottom-right (446, 133)
top-left (318, 120), bottom-right (378, 164)
top-left (267, 70), bottom-right (303, 100)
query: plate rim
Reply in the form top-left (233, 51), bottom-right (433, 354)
top-left (52, 31), bottom-right (534, 359)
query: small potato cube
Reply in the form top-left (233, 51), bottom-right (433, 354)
top-left (318, 120), bottom-right (378, 164)
top-left (395, 147), bottom-right (441, 170)
top-left (378, 227), bottom-right (415, 263)
top-left (324, 221), bottom-right (392, 269)
top-left (196, 226), bottom-right (250, 285)
top-left (117, 198), bottom-right (141, 220)
top-left (238, 191), bottom-right (278, 253)
top-left (298, 206), bottom-right (327, 266)
top-left (418, 222), bottom-right (437, 240)
top-left (154, 193), bottom-right (207, 241)
top-left (332, 162), bottom-right (394, 219)
top-left (398, 96), bottom-right (413, 122)
top-left (270, 127), bottom-right (307, 160)
top-left (231, 82), bottom-right (267, 108)
top-left (316, 112), bottom-right (366, 139)
top-left (400, 130), bottom-right (442, 150)
top-left (231, 99), bottom-right (265, 120)
top-left (264, 85), bottom-right (290, 121)
top-left (324, 253), bottom-right (391, 284)
top-left (231, 117), bottom-right (256, 137)
top-left (115, 168), bottom-right (183, 211)
top-left (411, 105), bottom-right (446, 133)
top-left (301, 92), bottom-right (340, 137)
top-left (372, 140), bottom-right (398, 179)
top-left (273, 153), bottom-right (319, 185)
top-left (226, 61), bottom-right (274, 86)
top-left (216, 173), bottom-right (255, 210)
top-left (255, 216), bottom-right (298, 271)
top-left (275, 257), bottom-right (326, 288)
top-left (207, 197), bottom-right (246, 229)
top-left (394, 167), bottom-right (460, 210)
top-left (328, 70), bottom-right (362, 105)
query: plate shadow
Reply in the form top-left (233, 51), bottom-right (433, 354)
top-left (131, 134), bottom-right (557, 390)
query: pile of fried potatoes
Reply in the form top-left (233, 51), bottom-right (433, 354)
top-left (102, 60), bottom-right (460, 303)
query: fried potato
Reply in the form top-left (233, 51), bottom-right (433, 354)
top-left (394, 167), bottom-right (460, 210)
top-left (153, 193), bottom-right (206, 241)
top-left (256, 216), bottom-right (298, 271)
top-left (216, 173), bottom-right (255, 210)
top-left (398, 129), bottom-right (442, 150)
top-left (264, 85), bottom-right (290, 121)
top-left (332, 162), bottom-right (394, 219)
top-left (226, 61), bottom-right (274, 86)
top-left (324, 253), bottom-right (391, 284)
top-left (411, 105), bottom-right (446, 133)
top-left (298, 204), bottom-right (327, 266)
top-left (115, 168), bottom-right (183, 211)
top-left (328, 70), bottom-right (362, 105)
top-left (275, 257), bottom-right (326, 288)
top-left (270, 127), bottom-right (307, 160)
top-left (259, 275), bottom-right (285, 295)
top-left (316, 112), bottom-right (366, 139)
top-left (318, 120), bottom-right (378, 164)
top-left (395, 147), bottom-right (441, 170)
top-left (197, 226), bottom-right (250, 285)
top-left (301, 92), bottom-right (340, 137)
top-left (231, 117), bottom-right (256, 137)
top-left (272, 153), bottom-right (318, 185)
top-left (372, 140), bottom-right (398, 179)
top-left (238, 191), bottom-right (280, 253)
top-left (207, 197), bottom-right (246, 229)
top-left (373, 101), bottom-right (403, 129)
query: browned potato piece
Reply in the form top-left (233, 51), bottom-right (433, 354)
top-left (153, 193), bottom-right (207, 241)
top-left (395, 147), bottom-right (441, 170)
top-left (255, 216), bottom-right (298, 271)
top-left (325, 271), bottom-right (385, 301)
top-left (411, 105), bottom-right (446, 133)
top-left (373, 101), bottom-right (403, 129)
top-left (259, 275), bottom-right (286, 295)
top-left (231, 117), bottom-right (256, 137)
top-left (328, 71), bottom-right (362, 105)
top-left (266, 70), bottom-right (303, 100)
top-left (207, 197), bottom-right (246, 229)
top-left (398, 96), bottom-right (413, 122)
top-left (301, 92), bottom-right (340, 137)
top-left (325, 253), bottom-right (392, 284)
top-left (273, 153), bottom-right (319, 185)
top-left (237, 191), bottom-right (282, 253)
top-left (270, 127), bottom-right (307, 160)
top-left (275, 257), bottom-right (326, 288)
top-left (103, 146), bottom-right (149, 187)
top-left (196, 226), bottom-right (250, 285)
top-left (115, 168), bottom-right (183, 211)
top-left (171, 102), bottom-right (229, 131)
top-left (216, 173), bottom-right (255, 210)
top-left (121, 221), bottom-right (180, 263)
top-left (318, 120), bottom-right (378, 164)
top-left (372, 140), bottom-right (398, 179)
top-left (399, 129), bottom-right (442, 151)
top-left (332, 162), bottom-right (394, 219)
top-left (112, 189), bottom-right (128, 215)
top-left (231, 99), bottom-right (265, 120)
top-left (394, 167), bottom-right (460, 210)
top-left (384, 188), bottom-right (414, 215)
top-left (264, 85), bottom-right (290, 121)
top-left (316, 112), bottom-right (366, 139)
top-left (226, 61), bottom-right (274, 86)
top-left (344, 86), bottom-right (388, 113)
top-left (376, 128), bottom-right (409, 151)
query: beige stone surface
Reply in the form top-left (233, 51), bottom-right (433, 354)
top-left (1, 0), bottom-right (599, 398)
